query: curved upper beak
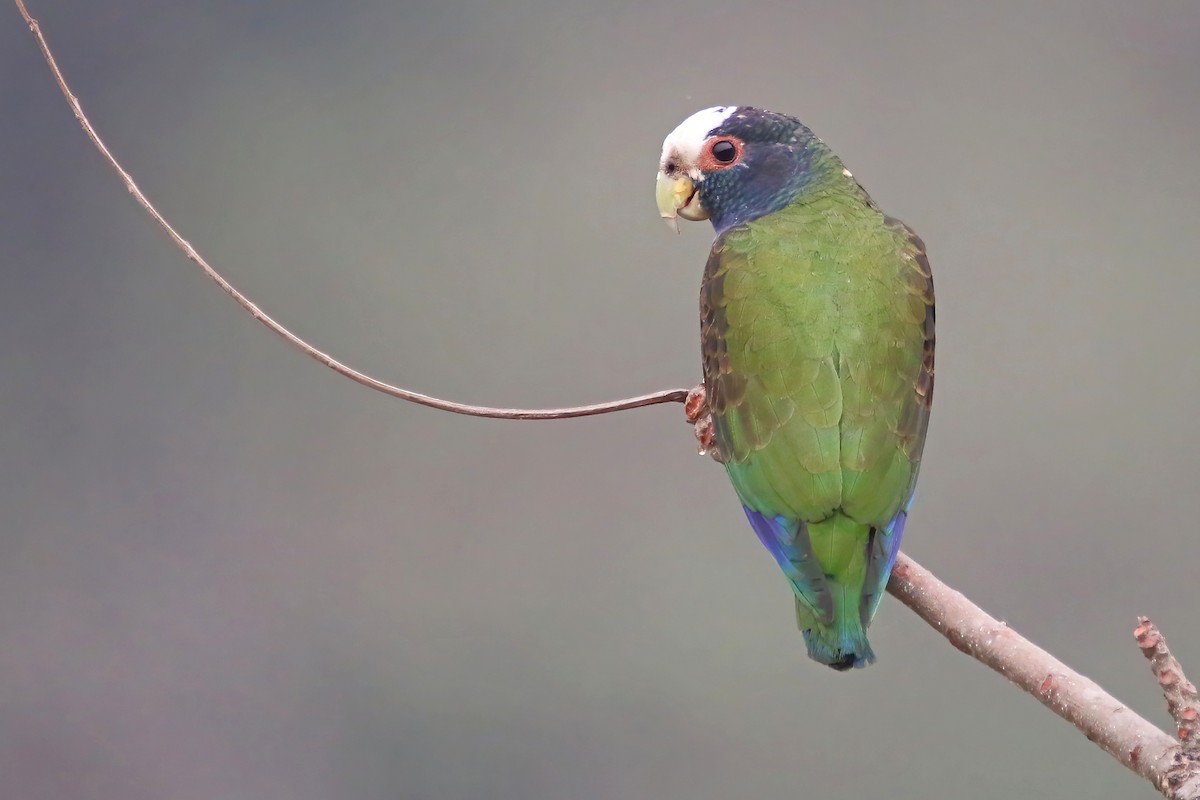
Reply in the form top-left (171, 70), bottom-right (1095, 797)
top-left (656, 171), bottom-right (708, 233)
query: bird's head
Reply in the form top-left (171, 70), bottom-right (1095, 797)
top-left (656, 105), bottom-right (835, 235)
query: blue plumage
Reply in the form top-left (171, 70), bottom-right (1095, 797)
top-left (742, 508), bottom-right (833, 628)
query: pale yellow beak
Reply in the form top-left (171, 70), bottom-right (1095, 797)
top-left (656, 172), bottom-right (708, 232)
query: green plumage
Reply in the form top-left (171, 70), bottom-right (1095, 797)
top-left (701, 170), bottom-right (935, 666)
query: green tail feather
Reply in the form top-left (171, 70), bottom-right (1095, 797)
top-left (795, 584), bottom-right (875, 670)
top-left (794, 514), bottom-right (875, 670)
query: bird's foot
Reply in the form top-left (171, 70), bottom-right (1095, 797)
top-left (684, 384), bottom-right (707, 423)
top-left (685, 384), bottom-right (724, 463)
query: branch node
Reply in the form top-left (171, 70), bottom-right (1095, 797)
top-left (1135, 617), bottom-right (1200, 748)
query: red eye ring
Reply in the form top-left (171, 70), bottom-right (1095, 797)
top-left (698, 136), bottom-right (744, 171)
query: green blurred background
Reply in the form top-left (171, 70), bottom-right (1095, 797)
top-left (3, 2), bottom-right (1198, 798)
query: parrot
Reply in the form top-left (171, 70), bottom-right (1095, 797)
top-left (656, 106), bottom-right (935, 670)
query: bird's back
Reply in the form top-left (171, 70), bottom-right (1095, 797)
top-left (703, 185), bottom-right (933, 527)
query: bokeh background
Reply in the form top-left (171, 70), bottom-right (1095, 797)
top-left (3, 2), bottom-right (1199, 798)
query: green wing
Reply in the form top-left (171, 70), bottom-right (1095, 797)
top-left (700, 197), bottom-right (934, 530)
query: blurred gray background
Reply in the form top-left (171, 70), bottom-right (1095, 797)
top-left (2, 2), bottom-right (1198, 798)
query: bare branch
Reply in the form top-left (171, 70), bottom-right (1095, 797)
top-left (1136, 618), bottom-right (1200, 744)
top-left (10, 0), bottom-right (688, 421)
top-left (16, 3), bottom-right (1200, 796)
top-left (888, 555), bottom-right (1200, 798)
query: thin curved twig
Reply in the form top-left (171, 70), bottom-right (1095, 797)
top-left (15, 4), bottom-right (1200, 797)
top-left (10, 0), bottom-right (688, 421)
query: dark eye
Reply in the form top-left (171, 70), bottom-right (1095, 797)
top-left (711, 140), bottom-right (737, 163)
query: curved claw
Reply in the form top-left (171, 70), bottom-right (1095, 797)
top-left (683, 383), bottom-right (724, 462)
